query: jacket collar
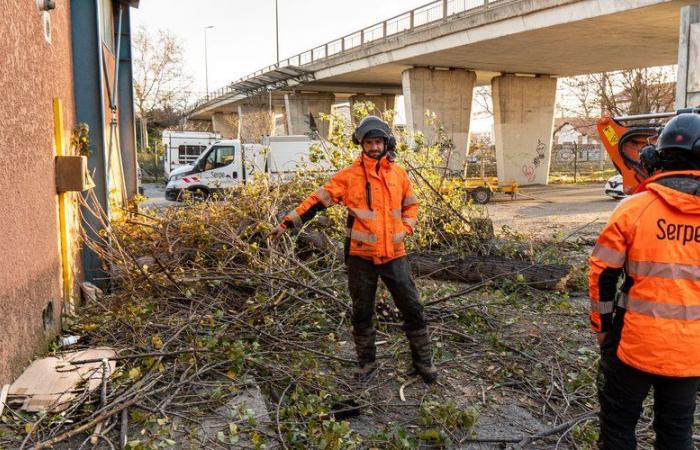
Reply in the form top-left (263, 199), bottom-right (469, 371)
top-left (355, 153), bottom-right (392, 172)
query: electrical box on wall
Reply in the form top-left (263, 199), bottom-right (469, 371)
top-left (55, 156), bottom-right (94, 192)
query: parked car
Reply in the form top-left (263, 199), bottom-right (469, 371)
top-left (604, 174), bottom-right (626, 200)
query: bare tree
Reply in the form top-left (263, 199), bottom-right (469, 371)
top-left (562, 66), bottom-right (676, 118)
top-left (473, 86), bottom-right (493, 118)
top-left (132, 27), bottom-right (193, 150)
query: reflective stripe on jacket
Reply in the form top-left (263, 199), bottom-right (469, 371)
top-left (282, 154), bottom-right (418, 264)
top-left (589, 170), bottom-right (700, 376)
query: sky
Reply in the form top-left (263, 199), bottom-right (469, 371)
top-left (131, 0), bottom-right (430, 99)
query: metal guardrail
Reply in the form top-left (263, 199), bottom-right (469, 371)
top-left (189, 0), bottom-right (511, 114)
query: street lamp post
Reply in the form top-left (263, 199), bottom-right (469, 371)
top-left (204, 25), bottom-right (214, 100)
top-left (275, 0), bottom-right (279, 66)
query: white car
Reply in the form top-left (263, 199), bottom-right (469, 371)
top-left (604, 174), bottom-right (626, 200)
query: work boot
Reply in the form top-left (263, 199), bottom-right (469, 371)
top-left (405, 327), bottom-right (438, 384)
top-left (352, 327), bottom-right (377, 381)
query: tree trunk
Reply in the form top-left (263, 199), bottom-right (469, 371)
top-left (295, 231), bottom-right (572, 291)
top-left (408, 253), bottom-right (571, 291)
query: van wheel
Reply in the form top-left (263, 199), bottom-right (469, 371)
top-left (188, 187), bottom-right (210, 201)
top-left (471, 187), bottom-right (491, 205)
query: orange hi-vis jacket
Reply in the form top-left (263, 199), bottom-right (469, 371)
top-left (589, 170), bottom-right (700, 377)
top-left (280, 154), bottom-right (418, 264)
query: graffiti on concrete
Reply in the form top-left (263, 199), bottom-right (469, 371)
top-left (520, 139), bottom-right (547, 183)
top-left (532, 139), bottom-right (546, 167)
top-left (521, 164), bottom-right (536, 182)
top-left (557, 146), bottom-right (575, 162)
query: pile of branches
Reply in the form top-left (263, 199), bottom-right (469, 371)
top-left (0, 111), bottom-right (602, 449)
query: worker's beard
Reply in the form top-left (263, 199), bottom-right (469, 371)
top-left (363, 149), bottom-right (385, 160)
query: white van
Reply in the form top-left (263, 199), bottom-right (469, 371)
top-left (162, 130), bottom-right (221, 177)
top-left (165, 136), bottom-right (327, 201)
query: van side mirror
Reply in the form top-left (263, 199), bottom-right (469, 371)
top-left (232, 171), bottom-right (238, 179)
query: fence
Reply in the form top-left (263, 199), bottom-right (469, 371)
top-left (138, 151), bottom-right (165, 182)
top-left (550, 144), bottom-right (614, 175)
top-left (461, 143), bottom-right (615, 181)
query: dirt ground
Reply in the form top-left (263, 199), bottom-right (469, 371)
top-left (483, 183), bottom-right (618, 241)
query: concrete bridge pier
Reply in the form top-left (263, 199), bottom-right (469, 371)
top-left (349, 94), bottom-right (396, 122)
top-left (212, 112), bottom-right (238, 139)
top-left (402, 67), bottom-right (476, 172)
top-left (492, 74), bottom-right (557, 186)
top-left (284, 92), bottom-right (335, 137)
top-left (676, 5), bottom-right (700, 108)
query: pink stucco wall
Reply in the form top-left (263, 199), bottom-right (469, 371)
top-left (0, 0), bottom-right (80, 383)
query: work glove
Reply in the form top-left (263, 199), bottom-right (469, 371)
top-left (268, 223), bottom-right (287, 241)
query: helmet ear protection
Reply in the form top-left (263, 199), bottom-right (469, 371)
top-left (387, 136), bottom-right (396, 152)
top-left (639, 144), bottom-right (662, 175)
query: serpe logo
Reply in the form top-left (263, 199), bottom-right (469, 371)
top-left (657, 218), bottom-right (700, 245)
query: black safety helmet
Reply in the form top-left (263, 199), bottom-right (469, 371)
top-left (640, 113), bottom-right (700, 173)
top-left (352, 115), bottom-right (391, 144)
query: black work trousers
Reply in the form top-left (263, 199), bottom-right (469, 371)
top-left (346, 256), bottom-right (426, 332)
top-left (598, 315), bottom-right (700, 449)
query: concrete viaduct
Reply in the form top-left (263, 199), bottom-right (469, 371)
top-left (186, 0), bottom-right (697, 185)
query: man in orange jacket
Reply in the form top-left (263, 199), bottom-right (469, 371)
top-left (271, 116), bottom-right (437, 383)
top-left (589, 113), bottom-right (700, 449)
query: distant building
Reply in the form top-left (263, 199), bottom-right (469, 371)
top-left (0, 0), bottom-right (139, 383)
top-left (553, 118), bottom-right (600, 145)
top-left (469, 130), bottom-right (495, 146)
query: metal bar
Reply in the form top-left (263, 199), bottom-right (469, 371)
top-left (613, 109), bottom-right (699, 122)
top-left (360, 29), bottom-right (365, 45)
top-left (410, 10), bottom-right (415, 29)
top-left (443, 0), bottom-right (448, 18)
top-left (383, 20), bottom-right (387, 37)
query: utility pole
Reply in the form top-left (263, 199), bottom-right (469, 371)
top-left (204, 25), bottom-right (214, 100)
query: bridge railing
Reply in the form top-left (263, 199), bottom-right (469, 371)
top-left (189, 0), bottom-right (512, 113)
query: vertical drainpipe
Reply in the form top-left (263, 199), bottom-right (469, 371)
top-left (106, 2), bottom-right (128, 206)
top-left (71, 0), bottom-right (109, 285)
top-left (118, 6), bottom-right (138, 199)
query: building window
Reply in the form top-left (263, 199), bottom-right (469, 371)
top-left (100, 0), bottom-right (115, 52)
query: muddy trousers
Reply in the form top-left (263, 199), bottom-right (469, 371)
top-left (346, 256), bottom-right (428, 368)
top-left (598, 349), bottom-right (700, 450)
